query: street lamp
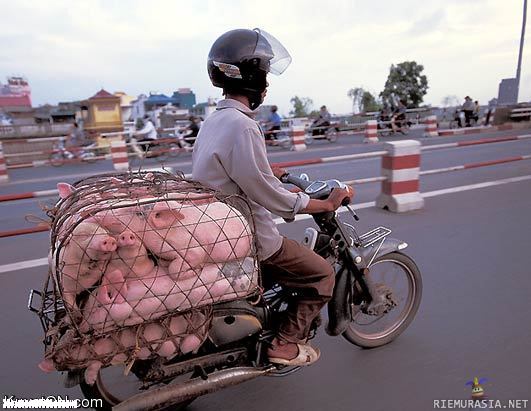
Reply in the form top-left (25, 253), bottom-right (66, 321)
top-left (516, 0), bottom-right (527, 102)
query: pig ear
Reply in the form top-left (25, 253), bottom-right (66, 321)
top-left (57, 183), bottom-right (75, 199)
top-left (149, 208), bottom-right (185, 229)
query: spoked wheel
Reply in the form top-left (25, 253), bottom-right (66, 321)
top-left (83, 152), bottom-right (97, 163)
top-left (326, 129), bottom-right (338, 143)
top-left (49, 152), bottom-right (65, 167)
top-left (277, 133), bottom-right (292, 149)
top-left (79, 364), bottom-right (196, 411)
top-left (343, 252), bottom-right (422, 348)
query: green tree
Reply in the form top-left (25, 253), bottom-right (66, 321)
top-left (348, 88), bottom-right (380, 113)
top-left (380, 61), bottom-right (428, 108)
top-left (290, 96), bottom-right (313, 117)
top-left (361, 91), bottom-right (380, 112)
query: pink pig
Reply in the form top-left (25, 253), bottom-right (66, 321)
top-left (145, 200), bottom-right (251, 275)
top-left (107, 230), bottom-right (155, 279)
top-left (59, 221), bottom-right (117, 311)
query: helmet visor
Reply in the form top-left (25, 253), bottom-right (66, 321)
top-left (254, 28), bottom-right (292, 75)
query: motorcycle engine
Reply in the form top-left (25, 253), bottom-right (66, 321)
top-left (208, 299), bottom-right (262, 347)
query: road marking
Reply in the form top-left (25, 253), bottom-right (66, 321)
top-left (421, 174), bottom-right (531, 198)
top-left (0, 257), bottom-right (48, 274)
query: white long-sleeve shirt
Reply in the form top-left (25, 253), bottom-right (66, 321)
top-left (192, 99), bottom-right (310, 260)
top-left (136, 120), bottom-right (158, 140)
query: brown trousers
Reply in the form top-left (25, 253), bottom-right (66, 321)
top-left (261, 237), bottom-right (336, 343)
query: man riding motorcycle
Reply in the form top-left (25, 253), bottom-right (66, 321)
top-left (311, 105), bottom-right (331, 136)
top-left (192, 28), bottom-right (353, 366)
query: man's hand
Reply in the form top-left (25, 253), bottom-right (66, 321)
top-left (327, 185), bottom-right (354, 211)
top-left (272, 166), bottom-right (288, 180)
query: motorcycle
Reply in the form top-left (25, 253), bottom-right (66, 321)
top-left (49, 137), bottom-right (97, 167)
top-left (305, 123), bottom-right (339, 145)
top-left (264, 128), bottom-right (292, 149)
top-left (29, 173), bottom-right (422, 411)
top-left (127, 135), bottom-right (181, 163)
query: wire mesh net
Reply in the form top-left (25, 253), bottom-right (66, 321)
top-left (39, 171), bottom-right (260, 380)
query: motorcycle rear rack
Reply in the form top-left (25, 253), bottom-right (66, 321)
top-left (359, 226), bottom-right (392, 248)
top-left (28, 288), bottom-right (65, 335)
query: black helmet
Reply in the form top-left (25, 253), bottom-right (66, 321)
top-left (207, 28), bottom-right (291, 109)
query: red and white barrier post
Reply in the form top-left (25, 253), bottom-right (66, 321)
top-left (363, 120), bottom-right (379, 143)
top-left (423, 115), bottom-right (438, 137)
top-left (290, 125), bottom-right (307, 151)
top-left (0, 142), bottom-right (9, 183)
top-left (110, 139), bottom-right (129, 171)
top-left (376, 140), bottom-right (424, 212)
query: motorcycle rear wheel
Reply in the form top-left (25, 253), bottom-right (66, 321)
top-left (49, 152), bottom-right (65, 167)
top-left (79, 365), bottom-right (196, 410)
top-left (342, 252), bottom-right (422, 348)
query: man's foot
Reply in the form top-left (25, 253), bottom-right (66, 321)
top-left (267, 338), bottom-right (320, 366)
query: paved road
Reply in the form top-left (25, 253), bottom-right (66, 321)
top-left (0, 126), bottom-right (530, 410)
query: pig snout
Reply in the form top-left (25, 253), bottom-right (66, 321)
top-left (118, 231), bottom-right (137, 247)
top-left (98, 236), bottom-right (117, 252)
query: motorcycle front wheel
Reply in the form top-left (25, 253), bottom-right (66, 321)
top-left (343, 252), bottom-right (422, 348)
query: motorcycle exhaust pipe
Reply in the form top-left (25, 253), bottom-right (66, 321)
top-left (113, 366), bottom-right (275, 411)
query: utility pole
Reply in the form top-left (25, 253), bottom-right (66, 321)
top-left (516, 0), bottom-right (527, 102)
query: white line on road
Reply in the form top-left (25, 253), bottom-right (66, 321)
top-left (0, 257), bottom-right (48, 274)
top-left (1, 174), bottom-right (531, 275)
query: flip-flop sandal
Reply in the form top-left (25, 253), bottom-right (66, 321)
top-left (269, 344), bottom-right (321, 366)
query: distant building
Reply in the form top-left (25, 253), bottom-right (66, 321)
top-left (114, 91), bottom-right (135, 122)
top-left (171, 88), bottom-right (196, 109)
top-left (151, 104), bottom-right (189, 128)
top-left (81, 89), bottom-right (123, 135)
top-left (144, 93), bottom-right (174, 111)
top-left (131, 94), bottom-right (148, 120)
top-left (190, 97), bottom-right (217, 119)
top-left (0, 76), bottom-right (32, 110)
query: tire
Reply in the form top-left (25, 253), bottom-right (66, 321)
top-left (80, 366), bottom-right (195, 411)
top-left (49, 152), bottom-right (64, 167)
top-left (326, 129), bottom-right (338, 143)
top-left (304, 134), bottom-right (314, 145)
top-left (83, 152), bottom-right (97, 164)
top-left (342, 252), bottom-right (422, 348)
top-left (278, 134), bottom-right (292, 149)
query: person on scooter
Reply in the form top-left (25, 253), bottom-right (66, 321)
top-left (133, 114), bottom-right (158, 155)
top-left (264, 105), bottom-right (282, 141)
top-left (177, 115), bottom-right (200, 149)
top-left (65, 122), bottom-right (91, 158)
top-left (311, 105), bottom-right (331, 136)
top-left (391, 99), bottom-right (407, 133)
top-left (192, 28), bottom-right (354, 367)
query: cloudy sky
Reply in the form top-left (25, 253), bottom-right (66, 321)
top-left (1, 0), bottom-right (529, 116)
